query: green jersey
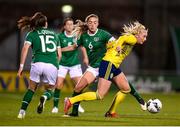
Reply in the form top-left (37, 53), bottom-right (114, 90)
top-left (25, 28), bottom-right (59, 69)
top-left (78, 29), bottom-right (112, 68)
top-left (57, 32), bottom-right (80, 67)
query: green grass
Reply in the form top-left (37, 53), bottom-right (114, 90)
top-left (0, 91), bottom-right (180, 126)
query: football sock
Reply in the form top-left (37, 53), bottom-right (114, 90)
top-left (108, 91), bottom-right (126, 114)
top-left (53, 88), bottom-right (61, 107)
top-left (70, 92), bottom-right (97, 104)
top-left (43, 89), bottom-right (53, 100)
top-left (21, 89), bottom-right (34, 110)
top-left (129, 82), bottom-right (145, 104)
top-left (71, 91), bottom-right (81, 115)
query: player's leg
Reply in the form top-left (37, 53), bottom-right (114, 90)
top-left (105, 72), bottom-right (131, 117)
top-left (51, 77), bottom-right (64, 113)
top-left (37, 63), bottom-right (58, 114)
top-left (52, 65), bottom-right (67, 113)
top-left (72, 77), bottom-right (85, 113)
top-left (65, 61), bottom-right (112, 115)
top-left (37, 84), bottom-right (55, 114)
top-left (71, 78), bottom-right (111, 103)
top-left (17, 80), bottom-right (38, 119)
top-left (17, 63), bottom-right (41, 119)
top-left (69, 71), bottom-right (95, 116)
top-left (70, 64), bottom-right (85, 114)
top-left (129, 82), bottom-right (147, 110)
top-left (64, 77), bottom-right (111, 115)
top-left (70, 67), bottom-right (97, 116)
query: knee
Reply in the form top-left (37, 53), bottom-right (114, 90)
top-left (28, 87), bottom-right (36, 92)
top-left (74, 79), bottom-right (88, 93)
top-left (28, 85), bottom-right (37, 92)
top-left (74, 85), bottom-right (82, 93)
top-left (121, 86), bottom-right (131, 94)
top-left (96, 91), bottom-right (104, 100)
top-left (57, 83), bottom-right (63, 89)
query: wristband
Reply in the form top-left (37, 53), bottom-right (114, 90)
top-left (20, 64), bottom-right (24, 69)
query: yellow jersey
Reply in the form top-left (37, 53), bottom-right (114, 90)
top-left (103, 34), bottom-right (137, 68)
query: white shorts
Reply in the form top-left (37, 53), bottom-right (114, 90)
top-left (86, 66), bottom-right (99, 77)
top-left (30, 62), bottom-right (58, 85)
top-left (58, 64), bottom-right (82, 78)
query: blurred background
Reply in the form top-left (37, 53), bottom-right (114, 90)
top-left (0, 0), bottom-right (180, 93)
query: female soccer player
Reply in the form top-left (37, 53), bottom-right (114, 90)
top-left (51, 18), bottom-right (85, 113)
top-left (68, 14), bottom-right (146, 117)
top-left (17, 12), bottom-right (61, 119)
top-left (68, 14), bottom-right (115, 116)
top-left (64, 21), bottom-right (148, 117)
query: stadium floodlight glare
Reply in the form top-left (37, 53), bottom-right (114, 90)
top-left (61, 5), bottom-right (73, 13)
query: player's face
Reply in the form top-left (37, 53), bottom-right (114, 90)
top-left (64, 20), bottom-right (74, 33)
top-left (87, 17), bottom-right (99, 33)
top-left (136, 29), bottom-right (148, 44)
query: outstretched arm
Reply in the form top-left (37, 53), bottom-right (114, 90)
top-left (61, 43), bottom-right (77, 52)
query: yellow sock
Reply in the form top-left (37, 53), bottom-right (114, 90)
top-left (108, 91), bottom-right (126, 113)
top-left (69, 92), bottom-right (97, 104)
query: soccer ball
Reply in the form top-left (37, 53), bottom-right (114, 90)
top-left (147, 98), bottom-right (162, 113)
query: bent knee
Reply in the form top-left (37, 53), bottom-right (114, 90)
top-left (121, 88), bottom-right (131, 94)
top-left (121, 86), bottom-right (131, 94)
top-left (74, 78), bottom-right (89, 92)
top-left (74, 85), bottom-right (84, 93)
top-left (96, 91), bottom-right (104, 100)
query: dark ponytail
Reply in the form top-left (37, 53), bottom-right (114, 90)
top-left (17, 12), bottom-right (47, 31)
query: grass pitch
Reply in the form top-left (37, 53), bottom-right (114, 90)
top-left (0, 91), bottom-right (180, 126)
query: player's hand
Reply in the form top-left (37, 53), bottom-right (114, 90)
top-left (17, 64), bottom-right (24, 78)
top-left (17, 68), bottom-right (23, 78)
top-left (72, 43), bottom-right (78, 48)
top-left (116, 46), bottom-right (121, 53)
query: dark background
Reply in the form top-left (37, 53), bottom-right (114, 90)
top-left (0, 0), bottom-right (180, 75)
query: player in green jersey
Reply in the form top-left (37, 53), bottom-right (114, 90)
top-left (66, 14), bottom-right (115, 117)
top-left (51, 18), bottom-right (85, 113)
top-left (17, 12), bottom-right (61, 119)
top-left (66, 14), bottom-right (147, 117)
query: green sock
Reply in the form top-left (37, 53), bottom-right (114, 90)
top-left (53, 89), bottom-right (61, 107)
top-left (129, 82), bottom-right (145, 104)
top-left (43, 89), bottom-right (53, 100)
top-left (71, 91), bottom-right (81, 115)
top-left (21, 89), bottom-right (34, 110)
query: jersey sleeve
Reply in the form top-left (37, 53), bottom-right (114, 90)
top-left (25, 32), bottom-right (33, 45)
top-left (102, 30), bottom-right (115, 42)
top-left (117, 34), bottom-right (137, 46)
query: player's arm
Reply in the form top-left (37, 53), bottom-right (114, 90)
top-left (104, 30), bottom-right (116, 49)
top-left (79, 46), bottom-right (89, 66)
top-left (17, 42), bottom-right (31, 77)
top-left (57, 47), bottom-right (62, 61)
top-left (56, 35), bottom-right (62, 61)
top-left (61, 44), bottom-right (77, 52)
top-left (106, 40), bottom-right (116, 49)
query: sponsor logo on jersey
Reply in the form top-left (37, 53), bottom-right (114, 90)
top-left (94, 37), bottom-right (99, 42)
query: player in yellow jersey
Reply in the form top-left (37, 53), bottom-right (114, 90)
top-left (64, 21), bottom-right (148, 117)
